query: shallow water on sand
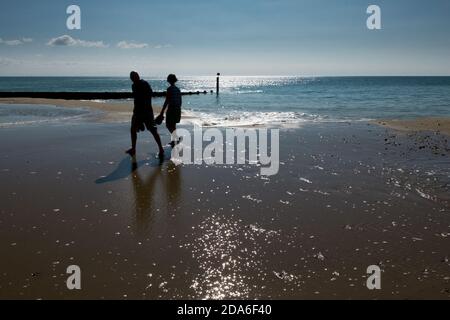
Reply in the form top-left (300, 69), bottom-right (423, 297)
top-left (0, 121), bottom-right (449, 299)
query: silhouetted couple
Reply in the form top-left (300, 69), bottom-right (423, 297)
top-left (126, 71), bottom-right (182, 159)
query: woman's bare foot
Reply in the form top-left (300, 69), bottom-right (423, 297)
top-left (126, 148), bottom-right (136, 157)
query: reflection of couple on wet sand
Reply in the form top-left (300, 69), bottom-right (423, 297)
top-left (95, 157), bottom-right (182, 237)
top-left (126, 71), bottom-right (182, 160)
top-left (131, 161), bottom-right (182, 237)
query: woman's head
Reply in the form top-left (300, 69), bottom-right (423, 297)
top-left (167, 74), bottom-right (178, 85)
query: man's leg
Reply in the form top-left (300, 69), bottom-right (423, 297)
top-left (126, 126), bottom-right (137, 156)
top-left (149, 127), bottom-right (165, 157)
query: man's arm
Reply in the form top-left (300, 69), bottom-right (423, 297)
top-left (146, 82), bottom-right (153, 97)
top-left (131, 84), bottom-right (137, 109)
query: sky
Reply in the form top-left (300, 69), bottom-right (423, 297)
top-left (0, 0), bottom-right (449, 76)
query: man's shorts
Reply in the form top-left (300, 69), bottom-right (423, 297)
top-left (132, 113), bottom-right (156, 132)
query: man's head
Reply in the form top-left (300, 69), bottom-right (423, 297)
top-left (130, 71), bottom-right (140, 83)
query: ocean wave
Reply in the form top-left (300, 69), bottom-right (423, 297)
top-left (183, 110), bottom-right (374, 128)
top-left (0, 115), bottom-right (88, 128)
top-left (234, 90), bottom-right (264, 94)
top-left (0, 104), bottom-right (91, 128)
top-left (80, 99), bottom-right (107, 103)
top-left (183, 110), bottom-right (321, 128)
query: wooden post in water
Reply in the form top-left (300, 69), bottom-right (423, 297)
top-left (216, 73), bottom-right (220, 95)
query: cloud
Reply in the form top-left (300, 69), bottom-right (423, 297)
top-left (117, 41), bottom-right (149, 49)
top-left (0, 38), bottom-right (32, 46)
top-left (47, 35), bottom-right (108, 48)
top-left (0, 56), bottom-right (20, 65)
top-left (4, 40), bottom-right (23, 46)
top-left (154, 44), bottom-right (173, 49)
top-left (116, 41), bottom-right (172, 49)
top-left (47, 35), bottom-right (77, 46)
top-left (0, 37), bottom-right (33, 46)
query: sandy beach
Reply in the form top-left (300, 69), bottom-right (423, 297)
top-left (376, 118), bottom-right (450, 136)
top-left (2, 0), bottom-right (450, 304)
top-left (0, 100), bottom-right (449, 299)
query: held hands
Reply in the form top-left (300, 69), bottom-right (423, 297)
top-left (155, 114), bottom-right (165, 125)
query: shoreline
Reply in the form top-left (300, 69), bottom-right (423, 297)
top-left (1, 98), bottom-right (450, 133)
top-left (0, 98), bottom-right (204, 124)
top-left (0, 97), bottom-right (156, 113)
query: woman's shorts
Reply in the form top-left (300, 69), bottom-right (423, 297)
top-left (166, 107), bottom-right (181, 127)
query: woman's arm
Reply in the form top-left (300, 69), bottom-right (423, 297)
top-left (160, 89), bottom-right (171, 116)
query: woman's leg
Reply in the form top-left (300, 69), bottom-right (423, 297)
top-left (166, 123), bottom-right (178, 148)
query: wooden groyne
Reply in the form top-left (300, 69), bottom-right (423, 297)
top-left (0, 90), bottom-right (210, 100)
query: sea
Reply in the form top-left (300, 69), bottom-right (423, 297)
top-left (1, 76), bottom-right (449, 127)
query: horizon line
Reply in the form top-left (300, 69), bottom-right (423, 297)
top-left (1, 75), bottom-right (450, 78)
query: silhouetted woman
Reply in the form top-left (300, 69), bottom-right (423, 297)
top-left (159, 74), bottom-right (182, 148)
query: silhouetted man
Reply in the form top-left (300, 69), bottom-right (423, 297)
top-left (126, 71), bottom-right (164, 158)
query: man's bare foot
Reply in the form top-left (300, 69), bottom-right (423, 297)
top-left (126, 148), bottom-right (136, 157)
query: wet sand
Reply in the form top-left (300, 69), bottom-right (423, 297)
top-left (376, 118), bottom-right (450, 136)
top-left (0, 118), bottom-right (449, 300)
top-left (0, 98), bottom-right (198, 124)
